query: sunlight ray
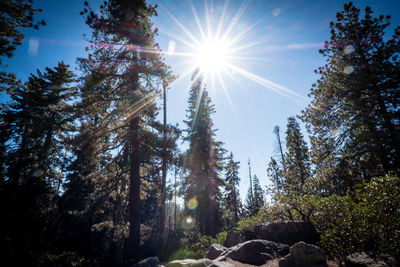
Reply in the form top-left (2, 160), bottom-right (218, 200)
top-left (228, 38), bottom-right (273, 54)
top-left (204, 0), bottom-right (212, 40)
top-left (190, 0), bottom-right (207, 41)
top-left (229, 15), bottom-right (267, 47)
top-left (158, 28), bottom-right (198, 51)
top-left (215, 0), bottom-right (229, 39)
top-left (221, 0), bottom-right (251, 40)
top-left (226, 63), bottom-right (307, 102)
top-left (164, 8), bottom-right (201, 47)
top-left (191, 71), bottom-right (206, 131)
top-left (216, 72), bottom-right (240, 121)
top-left (221, 67), bottom-right (241, 84)
top-left (228, 55), bottom-right (275, 61)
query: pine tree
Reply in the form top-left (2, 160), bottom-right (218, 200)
top-left (245, 174), bottom-right (265, 217)
top-left (252, 175), bottom-right (265, 213)
top-left (0, 61), bottom-right (76, 186)
top-left (79, 0), bottom-right (170, 261)
top-left (0, 0), bottom-right (45, 89)
top-left (267, 157), bottom-right (283, 200)
top-left (267, 125), bottom-right (286, 201)
top-left (0, 62), bottom-right (76, 265)
top-left (284, 117), bottom-right (310, 194)
top-left (182, 70), bottom-right (224, 236)
top-left (302, 2), bottom-right (400, 194)
top-left (224, 152), bottom-right (242, 225)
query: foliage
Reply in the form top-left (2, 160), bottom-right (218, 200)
top-left (223, 152), bottom-right (242, 226)
top-left (172, 231), bottom-right (228, 260)
top-left (245, 174), bottom-right (265, 217)
top-left (77, 0), bottom-right (174, 261)
top-left (310, 173), bottom-right (400, 260)
top-left (182, 70), bottom-right (226, 236)
top-left (302, 2), bottom-right (400, 194)
top-left (0, 0), bottom-right (45, 89)
top-left (283, 117), bottom-right (310, 194)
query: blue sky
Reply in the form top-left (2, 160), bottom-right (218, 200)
top-left (2, 0), bottom-right (400, 202)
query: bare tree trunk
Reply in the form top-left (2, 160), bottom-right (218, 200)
top-left (127, 116), bottom-right (141, 261)
top-left (159, 80), bottom-right (168, 236)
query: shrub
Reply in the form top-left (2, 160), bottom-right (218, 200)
top-left (170, 231), bottom-right (228, 260)
top-left (310, 174), bottom-right (400, 260)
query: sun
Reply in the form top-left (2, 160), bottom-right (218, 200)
top-left (194, 38), bottom-right (231, 74)
top-left (162, 1), bottom-right (307, 101)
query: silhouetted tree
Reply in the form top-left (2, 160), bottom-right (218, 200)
top-left (79, 0), bottom-right (170, 261)
top-left (302, 2), bottom-right (400, 194)
top-left (182, 70), bottom-right (225, 236)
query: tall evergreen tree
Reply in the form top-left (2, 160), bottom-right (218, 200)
top-left (79, 0), bottom-right (170, 261)
top-left (0, 61), bottom-right (76, 186)
top-left (267, 157), bottom-right (283, 200)
top-left (0, 62), bottom-right (76, 265)
top-left (245, 175), bottom-right (265, 219)
top-left (224, 152), bottom-right (242, 226)
top-left (302, 2), bottom-right (400, 194)
top-left (267, 125), bottom-right (286, 201)
top-left (182, 70), bottom-right (224, 236)
top-left (252, 174), bottom-right (265, 212)
top-left (284, 117), bottom-right (310, 194)
top-left (244, 174), bottom-right (265, 216)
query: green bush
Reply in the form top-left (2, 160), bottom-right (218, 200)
top-left (310, 174), bottom-right (400, 260)
top-left (170, 231), bottom-right (228, 260)
top-left (237, 174), bottom-right (400, 261)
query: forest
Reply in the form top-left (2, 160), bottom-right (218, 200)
top-left (0, 0), bottom-right (399, 266)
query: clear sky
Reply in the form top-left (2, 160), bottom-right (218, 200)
top-left (2, 0), bottom-right (400, 202)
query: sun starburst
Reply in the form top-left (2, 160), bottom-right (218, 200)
top-left (159, 0), bottom-right (307, 103)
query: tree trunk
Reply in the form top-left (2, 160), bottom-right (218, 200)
top-left (159, 80), bottom-right (168, 236)
top-left (127, 116), bottom-right (141, 261)
top-left (207, 141), bottom-right (216, 237)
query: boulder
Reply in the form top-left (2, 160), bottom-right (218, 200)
top-left (167, 259), bottom-right (212, 267)
top-left (345, 252), bottom-right (397, 267)
top-left (223, 229), bottom-right (243, 248)
top-left (205, 244), bottom-right (228, 260)
top-left (224, 239), bottom-right (289, 266)
top-left (279, 241), bottom-right (327, 267)
top-left (132, 257), bottom-right (163, 267)
top-left (254, 221), bottom-right (319, 246)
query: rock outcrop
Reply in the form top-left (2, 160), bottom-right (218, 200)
top-left (224, 221), bottom-right (319, 247)
top-left (205, 244), bottom-right (228, 260)
top-left (278, 241), bottom-right (327, 267)
top-left (132, 257), bottom-right (163, 267)
top-left (223, 239), bottom-right (289, 266)
top-left (253, 221), bottom-right (319, 246)
top-left (223, 229), bottom-right (243, 248)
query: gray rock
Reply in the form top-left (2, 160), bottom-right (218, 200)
top-left (279, 241), bottom-right (327, 267)
top-left (208, 262), bottom-right (235, 267)
top-left (167, 259), bottom-right (212, 267)
top-left (132, 257), bottom-right (162, 267)
top-left (254, 221), bottom-right (319, 246)
top-left (205, 244), bottom-right (228, 260)
top-left (225, 239), bottom-right (289, 266)
top-left (223, 229), bottom-right (243, 248)
top-left (345, 252), bottom-right (397, 267)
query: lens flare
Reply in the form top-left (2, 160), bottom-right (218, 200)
top-left (182, 216), bottom-right (195, 230)
top-left (187, 197), bottom-right (198, 210)
top-left (343, 66), bottom-right (354, 74)
top-left (186, 217), bottom-right (193, 224)
top-left (344, 45), bottom-right (355, 55)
